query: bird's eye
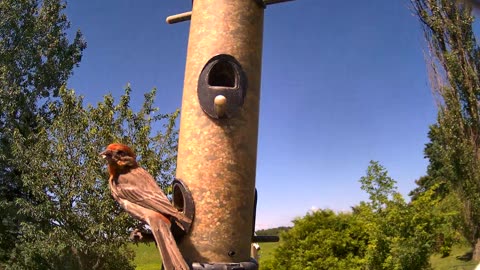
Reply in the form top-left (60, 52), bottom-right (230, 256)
top-left (117, 150), bottom-right (125, 156)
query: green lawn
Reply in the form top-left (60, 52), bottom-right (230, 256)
top-left (258, 242), bottom-right (278, 264)
top-left (131, 243), bottom-right (162, 270)
top-left (131, 242), bottom-right (277, 270)
top-left (430, 245), bottom-right (478, 270)
top-left (131, 242), bottom-right (479, 270)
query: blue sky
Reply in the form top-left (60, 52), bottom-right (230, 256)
top-left (65, 0), bottom-right (437, 229)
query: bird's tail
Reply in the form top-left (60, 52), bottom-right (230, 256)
top-left (150, 218), bottom-right (190, 270)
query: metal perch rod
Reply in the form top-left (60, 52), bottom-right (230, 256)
top-left (166, 11), bottom-right (192, 24)
top-left (166, 0), bottom-right (295, 24)
top-left (264, 0), bottom-right (295, 4)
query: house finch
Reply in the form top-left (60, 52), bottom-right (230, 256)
top-left (100, 143), bottom-right (191, 270)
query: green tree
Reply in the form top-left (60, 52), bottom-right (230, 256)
top-left (0, 0), bottom-right (86, 261)
top-left (357, 161), bottom-right (459, 269)
top-left (262, 209), bottom-right (368, 270)
top-left (6, 86), bottom-right (179, 269)
top-left (359, 160), bottom-right (396, 212)
top-left (264, 161), bottom-right (459, 270)
top-left (255, 226), bottom-right (291, 237)
top-left (411, 0), bottom-right (480, 258)
top-left (0, 1), bottom-right (180, 268)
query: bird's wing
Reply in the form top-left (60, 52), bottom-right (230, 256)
top-left (115, 167), bottom-right (179, 217)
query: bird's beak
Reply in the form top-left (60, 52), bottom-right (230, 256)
top-left (100, 149), bottom-right (110, 159)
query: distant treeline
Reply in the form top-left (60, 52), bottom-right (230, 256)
top-left (255, 226), bottom-right (291, 236)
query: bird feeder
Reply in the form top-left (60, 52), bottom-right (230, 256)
top-left (168, 0), bottom-right (294, 269)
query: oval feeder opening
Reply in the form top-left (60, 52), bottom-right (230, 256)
top-left (208, 60), bottom-right (237, 88)
top-left (171, 178), bottom-right (195, 236)
top-left (197, 54), bottom-right (248, 119)
top-left (173, 183), bottom-right (185, 212)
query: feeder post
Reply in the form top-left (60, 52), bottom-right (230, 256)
top-left (175, 0), bottom-right (264, 265)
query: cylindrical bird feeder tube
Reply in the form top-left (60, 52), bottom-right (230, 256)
top-left (175, 0), bottom-right (264, 265)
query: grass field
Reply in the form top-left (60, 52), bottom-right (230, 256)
top-left (430, 245), bottom-right (478, 270)
top-left (131, 242), bottom-right (479, 269)
top-left (131, 243), bottom-right (162, 270)
top-left (258, 242), bottom-right (277, 264)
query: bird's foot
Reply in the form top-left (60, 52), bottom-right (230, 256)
top-left (129, 228), bottom-right (156, 243)
top-left (129, 229), bottom-right (143, 242)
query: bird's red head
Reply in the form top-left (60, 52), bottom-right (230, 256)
top-left (100, 143), bottom-right (138, 174)
top-left (105, 143), bottom-right (136, 158)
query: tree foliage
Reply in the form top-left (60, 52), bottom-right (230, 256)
top-left (263, 161), bottom-right (459, 270)
top-left (5, 86), bottom-right (179, 269)
top-left (262, 210), bottom-right (368, 270)
top-left (359, 161), bottom-right (396, 212)
top-left (255, 227), bottom-right (291, 237)
top-left (362, 162), bottom-right (460, 269)
top-left (0, 1), bottom-right (180, 268)
top-left (0, 0), bottom-right (86, 261)
top-left (411, 0), bottom-right (480, 257)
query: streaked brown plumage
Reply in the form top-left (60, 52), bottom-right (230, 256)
top-left (101, 143), bottom-right (190, 270)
